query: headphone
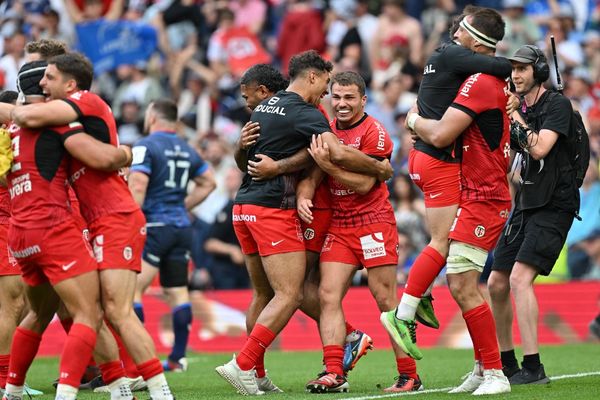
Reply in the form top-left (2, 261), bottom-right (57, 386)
top-left (524, 45), bottom-right (550, 83)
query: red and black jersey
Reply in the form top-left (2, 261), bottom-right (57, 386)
top-left (450, 73), bottom-right (511, 202)
top-left (328, 114), bottom-right (395, 228)
top-left (7, 122), bottom-right (84, 229)
top-left (61, 90), bottom-right (139, 223)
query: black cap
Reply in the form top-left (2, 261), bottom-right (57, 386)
top-left (17, 60), bottom-right (48, 96)
top-left (508, 45), bottom-right (541, 64)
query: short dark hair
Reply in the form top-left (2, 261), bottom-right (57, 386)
top-left (331, 71), bottom-right (366, 96)
top-left (288, 50), bottom-right (333, 80)
top-left (449, 5), bottom-right (482, 38)
top-left (0, 90), bottom-right (18, 104)
top-left (240, 64), bottom-right (288, 94)
top-left (469, 8), bottom-right (506, 45)
top-left (150, 99), bottom-right (178, 123)
top-left (48, 52), bottom-right (94, 90)
top-left (25, 39), bottom-right (67, 59)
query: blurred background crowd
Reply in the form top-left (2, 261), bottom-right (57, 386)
top-left (1, 0), bottom-right (599, 290)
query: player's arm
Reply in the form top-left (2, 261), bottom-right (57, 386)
top-left (510, 111), bottom-right (559, 161)
top-left (318, 132), bottom-right (393, 181)
top-left (309, 134), bottom-right (376, 195)
top-left (0, 103), bottom-right (14, 125)
top-left (11, 100), bottom-right (78, 129)
top-left (409, 107), bottom-right (473, 148)
top-left (64, 134), bottom-right (132, 171)
top-left (448, 46), bottom-right (512, 78)
top-left (248, 149), bottom-right (313, 181)
top-left (184, 168), bottom-right (217, 211)
top-left (234, 121), bottom-right (260, 172)
top-left (296, 165), bottom-right (323, 224)
top-left (128, 171), bottom-right (149, 206)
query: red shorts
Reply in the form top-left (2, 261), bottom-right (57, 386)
top-left (408, 149), bottom-right (461, 207)
top-left (88, 210), bottom-right (146, 272)
top-left (449, 199), bottom-right (511, 251)
top-left (320, 222), bottom-right (399, 268)
top-left (232, 204), bottom-right (304, 256)
top-left (8, 218), bottom-right (98, 286)
top-left (301, 208), bottom-right (332, 253)
top-left (0, 224), bottom-right (19, 276)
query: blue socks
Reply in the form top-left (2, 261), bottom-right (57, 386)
top-left (170, 303), bottom-right (192, 361)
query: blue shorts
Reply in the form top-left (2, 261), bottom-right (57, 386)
top-left (143, 224), bottom-right (192, 287)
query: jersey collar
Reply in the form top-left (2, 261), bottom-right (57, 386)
top-left (335, 113), bottom-right (368, 131)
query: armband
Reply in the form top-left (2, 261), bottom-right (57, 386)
top-left (407, 112), bottom-right (420, 130)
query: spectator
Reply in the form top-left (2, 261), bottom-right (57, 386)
top-left (116, 100), bottom-right (144, 145)
top-left (0, 30), bottom-right (25, 91)
top-left (204, 167), bottom-right (250, 289)
top-left (230, 0), bottom-right (267, 35)
top-left (498, 0), bottom-right (541, 57)
top-left (112, 62), bottom-right (164, 120)
top-left (390, 173), bottom-right (428, 252)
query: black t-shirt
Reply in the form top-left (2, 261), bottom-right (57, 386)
top-left (518, 90), bottom-right (579, 212)
top-left (235, 91), bottom-right (330, 209)
top-left (208, 200), bottom-right (240, 261)
top-left (415, 42), bottom-right (512, 162)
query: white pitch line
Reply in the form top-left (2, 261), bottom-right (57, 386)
top-left (343, 371), bottom-right (600, 400)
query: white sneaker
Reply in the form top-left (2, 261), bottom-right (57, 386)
top-left (215, 355), bottom-right (264, 396)
top-left (472, 369), bottom-right (511, 395)
top-left (256, 372), bottom-right (283, 393)
top-left (449, 372), bottom-right (484, 393)
top-left (108, 377), bottom-right (135, 400)
top-left (128, 376), bottom-right (148, 392)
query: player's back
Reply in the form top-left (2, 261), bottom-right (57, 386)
top-left (132, 132), bottom-right (207, 227)
top-left (62, 90), bottom-right (138, 222)
top-left (7, 123), bottom-right (75, 228)
top-left (452, 73), bottom-right (510, 201)
top-left (236, 90), bottom-right (330, 209)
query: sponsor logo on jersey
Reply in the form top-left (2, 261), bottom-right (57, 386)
top-left (69, 167), bottom-right (87, 184)
top-left (499, 209), bottom-right (510, 219)
top-left (474, 225), bottom-right (486, 238)
top-left (330, 188), bottom-right (355, 196)
top-left (9, 173), bottom-right (32, 198)
top-left (360, 232), bottom-right (386, 260)
top-left (232, 214), bottom-right (257, 222)
top-left (10, 245), bottom-right (41, 258)
top-left (374, 120), bottom-right (387, 151)
top-left (459, 73), bottom-right (481, 98)
top-left (93, 235), bottom-right (104, 263)
top-left (321, 234), bottom-right (335, 252)
top-left (254, 104), bottom-right (286, 116)
top-left (423, 64), bottom-right (436, 75)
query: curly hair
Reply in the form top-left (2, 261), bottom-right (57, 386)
top-left (288, 50), bottom-right (333, 80)
top-left (25, 39), bottom-right (67, 60)
top-left (240, 64), bottom-right (288, 93)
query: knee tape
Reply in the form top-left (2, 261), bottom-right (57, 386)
top-left (446, 242), bottom-right (488, 274)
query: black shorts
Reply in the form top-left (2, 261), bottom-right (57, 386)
top-left (143, 224), bottom-right (192, 287)
top-left (492, 207), bottom-right (574, 276)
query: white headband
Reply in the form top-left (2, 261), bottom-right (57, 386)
top-left (460, 18), bottom-right (498, 49)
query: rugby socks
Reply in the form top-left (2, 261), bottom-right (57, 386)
top-left (58, 324), bottom-right (97, 388)
top-left (501, 349), bottom-right (519, 371)
top-left (345, 321), bottom-right (356, 336)
top-left (108, 324), bottom-right (140, 378)
top-left (170, 303), bottom-right (192, 362)
top-left (6, 328), bottom-right (42, 386)
top-left (255, 353), bottom-right (266, 378)
top-left (236, 324), bottom-right (275, 371)
top-left (0, 354), bottom-right (9, 388)
top-left (396, 246), bottom-right (445, 321)
top-left (138, 358), bottom-right (174, 399)
top-left (133, 302), bottom-right (145, 323)
top-left (465, 314), bottom-right (482, 362)
top-left (522, 353), bottom-right (541, 371)
top-left (396, 356), bottom-right (418, 380)
top-left (99, 360), bottom-right (127, 385)
top-left (137, 358), bottom-right (163, 381)
top-left (323, 345), bottom-right (344, 377)
top-left (463, 303), bottom-right (502, 370)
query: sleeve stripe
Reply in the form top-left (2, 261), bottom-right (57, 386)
top-left (194, 163), bottom-right (209, 177)
top-left (62, 98), bottom-right (83, 118)
top-left (130, 165), bottom-right (152, 175)
top-left (450, 102), bottom-right (477, 119)
top-left (61, 128), bottom-right (85, 142)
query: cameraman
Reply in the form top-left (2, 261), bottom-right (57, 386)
top-left (487, 45), bottom-right (578, 385)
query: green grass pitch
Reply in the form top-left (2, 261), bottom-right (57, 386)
top-left (25, 343), bottom-right (600, 399)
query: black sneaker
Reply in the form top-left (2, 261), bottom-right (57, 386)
top-left (502, 364), bottom-right (520, 379)
top-left (79, 375), bottom-right (105, 390)
top-left (509, 364), bottom-right (550, 385)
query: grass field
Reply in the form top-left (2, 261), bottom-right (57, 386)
top-left (24, 343), bottom-right (600, 399)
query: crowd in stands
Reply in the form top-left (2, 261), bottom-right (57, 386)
top-left (1, 0), bottom-right (599, 288)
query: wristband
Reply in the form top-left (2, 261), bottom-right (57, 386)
top-left (407, 112), bottom-right (420, 130)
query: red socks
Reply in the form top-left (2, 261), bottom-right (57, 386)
top-left (404, 246), bottom-right (446, 297)
top-left (136, 358), bottom-right (163, 381)
top-left (0, 354), bottom-right (9, 388)
top-left (99, 361), bottom-right (126, 385)
top-left (463, 303), bottom-right (502, 370)
top-left (323, 345), bottom-right (344, 376)
top-left (236, 324), bottom-right (275, 371)
top-left (107, 323), bottom-right (139, 378)
top-left (6, 328), bottom-right (42, 386)
top-left (58, 323), bottom-right (97, 387)
top-left (396, 356), bottom-right (418, 380)
top-left (345, 321), bottom-right (355, 336)
top-left (255, 353), bottom-right (266, 378)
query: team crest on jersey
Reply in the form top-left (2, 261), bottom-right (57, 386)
top-left (304, 228), bottom-right (315, 241)
top-left (474, 225), bottom-right (486, 238)
top-left (140, 226), bottom-right (147, 235)
top-left (123, 246), bottom-right (133, 261)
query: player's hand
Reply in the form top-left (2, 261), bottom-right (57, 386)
top-left (231, 247), bottom-right (245, 265)
top-left (240, 121), bottom-right (260, 150)
top-left (377, 158), bottom-right (393, 181)
top-left (410, 131), bottom-right (419, 145)
top-left (297, 196), bottom-right (314, 224)
top-left (506, 92), bottom-right (520, 115)
top-left (119, 145), bottom-right (133, 167)
top-left (248, 154), bottom-right (279, 181)
top-left (308, 134), bottom-right (332, 168)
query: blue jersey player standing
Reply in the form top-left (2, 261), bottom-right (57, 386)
top-left (129, 99), bottom-right (216, 372)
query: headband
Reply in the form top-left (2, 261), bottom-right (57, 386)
top-left (460, 18), bottom-right (498, 49)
